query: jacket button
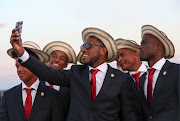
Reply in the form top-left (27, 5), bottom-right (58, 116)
top-left (149, 116), bottom-right (152, 119)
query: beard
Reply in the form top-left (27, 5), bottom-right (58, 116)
top-left (82, 53), bottom-right (100, 67)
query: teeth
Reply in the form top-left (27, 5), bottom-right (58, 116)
top-left (53, 63), bottom-right (59, 67)
top-left (83, 55), bottom-right (88, 57)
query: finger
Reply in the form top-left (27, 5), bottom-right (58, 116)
top-left (10, 37), bottom-right (20, 43)
top-left (12, 29), bottom-right (18, 34)
top-left (11, 32), bottom-right (19, 37)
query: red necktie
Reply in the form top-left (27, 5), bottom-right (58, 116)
top-left (90, 69), bottom-right (99, 102)
top-left (131, 72), bottom-right (141, 90)
top-left (49, 84), bottom-right (54, 88)
top-left (24, 88), bottom-right (33, 121)
top-left (147, 68), bottom-right (155, 107)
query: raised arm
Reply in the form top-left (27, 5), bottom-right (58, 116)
top-left (10, 29), bottom-right (70, 87)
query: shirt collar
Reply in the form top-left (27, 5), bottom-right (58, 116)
top-left (89, 62), bottom-right (108, 73)
top-left (129, 63), bottom-right (147, 75)
top-left (149, 58), bottom-right (166, 71)
top-left (22, 78), bottom-right (40, 91)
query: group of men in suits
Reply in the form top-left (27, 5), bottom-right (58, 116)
top-left (0, 42), bottom-right (62, 121)
top-left (0, 24), bottom-right (179, 121)
top-left (0, 40), bottom-right (77, 120)
top-left (115, 25), bottom-right (179, 121)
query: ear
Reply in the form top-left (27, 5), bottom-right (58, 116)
top-left (134, 51), bottom-right (139, 60)
top-left (154, 41), bottom-right (162, 50)
top-left (100, 47), bottom-right (107, 56)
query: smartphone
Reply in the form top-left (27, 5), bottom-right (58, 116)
top-left (15, 21), bottom-right (23, 39)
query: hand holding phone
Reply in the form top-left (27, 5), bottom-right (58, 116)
top-left (15, 21), bottom-right (23, 40)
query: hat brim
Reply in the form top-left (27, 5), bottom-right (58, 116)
top-left (142, 25), bottom-right (175, 59)
top-left (43, 41), bottom-right (77, 64)
top-left (77, 27), bottom-right (118, 63)
top-left (7, 47), bottom-right (49, 63)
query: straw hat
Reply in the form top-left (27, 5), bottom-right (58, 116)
top-left (142, 25), bottom-right (175, 59)
top-left (43, 41), bottom-right (77, 64)
top-left (77, 27), bottom-right (118, 63)
top-left (7, 41), bottom-right (49, 63)
top-left (115, 38), bottom-right (139, 52)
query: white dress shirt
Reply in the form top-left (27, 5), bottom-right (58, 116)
top-left (144, 58), bottom-right (166, 98)
top-left (45, 82), bottom-right (60, 91)
top-left (89, 62), bottom-right (108, 96)
top-left (129, 63), bottom-right (147, 82)
top-left (22, 79), bottom-right (40, 106)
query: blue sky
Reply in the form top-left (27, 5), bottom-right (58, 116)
top-left (0, 0), bottom-right (179, 90)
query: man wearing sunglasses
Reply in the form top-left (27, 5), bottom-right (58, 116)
top-left (10, 27), bottom-right (142, 121)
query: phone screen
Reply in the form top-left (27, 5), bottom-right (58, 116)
top-left (15, 21), bottom-right (23, 39)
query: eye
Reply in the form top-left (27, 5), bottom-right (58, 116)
top-left (141, 41), bottom-right (147, 45)
top-left (51, 55), bottom-right (57, 58)
top-left (16, 65), bottom-right (19, 69)
top-left (120, 53), bottom-right (124, 57)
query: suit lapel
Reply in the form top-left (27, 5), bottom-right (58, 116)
top-left (139, 72), bottom-right (150, 113)
top-left (28, 81), bottom-right (46, 120)
top-left (94, 65), bottom-right (114, 102)
top-left (150, 61), bottom-right (171, 112)
top-left (14, 84), bottom-right (27, 120)
top-left (82, 65), bottom-right (92, 100)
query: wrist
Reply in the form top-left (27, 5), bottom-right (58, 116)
top-left (18, 48), bottom-right (25, 57)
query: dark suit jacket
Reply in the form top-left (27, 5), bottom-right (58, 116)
top-left (59, 87), bottom-right (70, 121)
top-left (43, 81), bottom-right (70, 121)
top-left (0, 81), bottom-right (62, 121)
top-left (21, 56), bottom-right (143, 121)
top-left (139, 60), bottom-right (180, 121)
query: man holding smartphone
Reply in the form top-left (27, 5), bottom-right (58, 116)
top-left (10, 27), bottom-right (143, 121)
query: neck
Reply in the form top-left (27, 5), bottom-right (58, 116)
top-left (91, 61), bottom-right (105, 68)
top-left (132, 61), bottom-right (142, 71)
top-left (25, 76), bottom-right (37, 87)
top-left (148, 57), bottom-right (163, 67)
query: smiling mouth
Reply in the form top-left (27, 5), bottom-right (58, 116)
top-left (120, 63), bottom-right (126, 67)
top-left (82, 54), bottom-right (88, 58)
top-left (18, 73), bottom-right (24, 77)
top-left (52, 63), bottom-right (60, 67)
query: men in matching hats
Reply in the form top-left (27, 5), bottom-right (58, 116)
top-left (115, 38), bottom-right (147, 90)
top-left (43, 41), bottom-right (77, 121)
top-left (10, 27), bottom-right (142, 121)
top-left (139, 25), bottom-right (179, 121)
top-left (0, 42), bottom-right (62, 121)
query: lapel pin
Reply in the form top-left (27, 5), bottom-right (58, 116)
top-left (41, 92), bottom-right (44, 96)
top-left (111, 74), bottom-right (114, 77)
top-left (163, 71), bottom-right (167, 76)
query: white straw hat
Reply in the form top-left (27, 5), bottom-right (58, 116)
top-left (7, 41), bottom-right (49, 63)
top-left (43, 41), bottom-right (77, 64)
top-left (77, 27), bottom-right (118, 63)
top-left (115, 38), bottom-right (139, 52)
top-left (142, 25), bottom-right (175, 59)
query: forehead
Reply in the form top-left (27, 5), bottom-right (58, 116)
top-left (142, 34), bottom-right (157, 40)
top-left (51, 50), bottom-right (67, 56)
top-left (84, 36), bottom-right (101, 44)
top-left (15, 57), bottom-right (22, 66)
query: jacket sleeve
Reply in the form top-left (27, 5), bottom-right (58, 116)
top-left (120, 76), bottom-right (144, 121)
top-left (21, 55), bottom-right (71, 87)
top-left (51, 91), bottom-right (63, 121)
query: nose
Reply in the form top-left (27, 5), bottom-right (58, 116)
top-left (54, 56), bottom-right (60, 62)
top-left (116, 55), bottom-right (122, 63)
top-left (138, 45), bottom-right (142, 50)
top-left (81, 46), bottom-right (87, 53)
